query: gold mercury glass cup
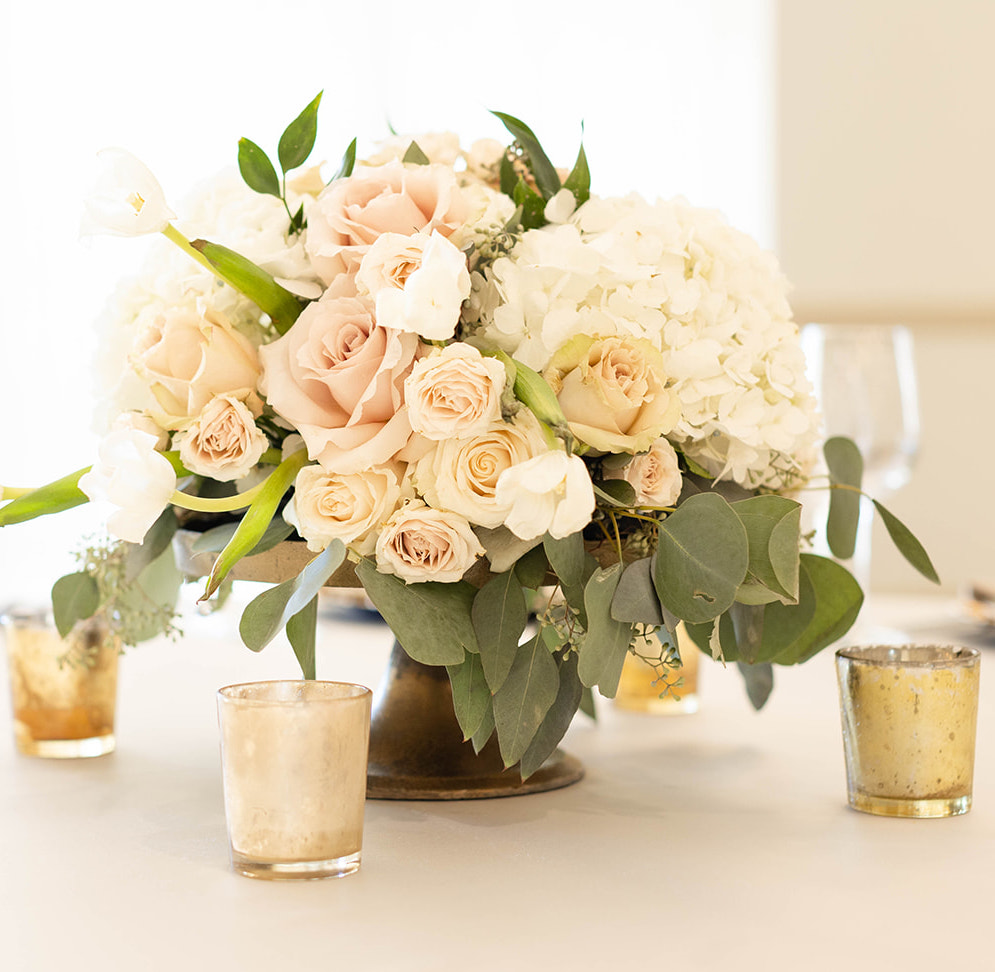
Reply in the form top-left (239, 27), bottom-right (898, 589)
top-left (217, 680), bottom-right (373, 880)
top-left (835, 645), bottom-right (980, 818)
top-left (615, 625), bottom-right (699, 714)
top-left (2, 608), bottom-right (118, 758)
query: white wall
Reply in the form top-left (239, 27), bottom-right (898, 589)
top-left (0, 0), bottom-right (773, 604)
top-left (776, 0), bottom-right (995, 594)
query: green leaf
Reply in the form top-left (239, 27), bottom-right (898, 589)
top-left (447, 653), bottom-right (491, 741)
top-left (472, 570), bottom-right (528, 693)
top-left (611, 557), bottom-right (664, 626)
top-left (278, 91), bottom-right (322, 174)
top-left (330, 137), bottom-right (357, 182)
top-left (513, 177), bottom-right (547, 230)
top-left (190, 239), bottom-right (304, 335)
top-left (237, 138), bottom-right (280, 197)
top-left (594, 478), bottom-right (637, 507)
top-left (192, 517), bottom-right (293, 556)
top-left (738, 662), bottom-right (774, 710)
top-left (0, 468), bottom-right (89, 526)
top-left (543, 532), bottom-right (586, 590)
top-left (286, 595), bottom-right (318, 680)
top-left (578, 563), bottom-right (633, 696)
top-left (239, 540), bottom-right (347, 654)
top-left (824, 436), bottom-right (863, 559)
top-left (562, 139), bottom-right (590, 208)
top-left (519, 653), bottom-right (584, 779)
top-left (499, 152), bottom-right (517, 197)
top-left (764, 554), bottom-right (863, 665)
top-left (401, 140), bottom-right (431, 165)
top-left (873, 499), bottom-right (940, 584)
top-left (492, 630), bottom-right (559, 767)
top-left (470, 702), bottom-right (495, 754)
top-left (123, 507), bottom-right (177, 583)
top-left (729, 602), bottom-right (765, 664)
top-left (202, 450), bottom-right (309, 599)
top-left (653, 492), bottom-right (750, 623)
top-left (491, 111), bottom-right (562, 199)
top-left (51, 572), bottom-right (100, 638)
top-left (355, 559), bottom-right (475, 665)
top-left (686, 613), bottom-right (739, 662)
top-left (115, 541), bottom-right (183, 644)
top-left (732, 494), bottom-right (801, 604)
top-left (514, 543), bottom-right (549, 590)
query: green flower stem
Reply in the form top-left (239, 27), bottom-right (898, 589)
top-left (1, 486), bottom-right (33, 500)
top-left (161, 223), bottom-right (220, 276)
top-left (169, 483), bottom-right (270, 514)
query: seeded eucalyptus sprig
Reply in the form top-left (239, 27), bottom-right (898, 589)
top-left (238, 91), bottom-right (324, 235)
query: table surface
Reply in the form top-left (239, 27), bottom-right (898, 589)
top-left (2, 589), bottom-right (994, 972)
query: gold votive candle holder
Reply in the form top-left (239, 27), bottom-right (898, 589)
top-left (835, 645), bottom-right (980, 818)
top-left (615, 625), bottom-right (699, 714)
top-left (217, 680), bottom-right (372, 880)
top-left (2, 608), bottom-right (118, 758)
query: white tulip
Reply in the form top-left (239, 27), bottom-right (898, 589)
top-left (495, 451), bottom-right (595, 541)
top-left (80, 148), bottom-right (175, 237)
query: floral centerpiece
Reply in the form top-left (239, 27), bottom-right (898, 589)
top-left (0, 94), bottom-right (937, 777)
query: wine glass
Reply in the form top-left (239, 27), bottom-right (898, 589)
top-left (800, 323), bottom-right (920, 593)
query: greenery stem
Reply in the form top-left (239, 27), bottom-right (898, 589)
top-left (161, 223), bottom-right (220, 276)
top-left (0, 486), bottom-right (33, 500)
top-left (169, 478), bottom-right (272, 514)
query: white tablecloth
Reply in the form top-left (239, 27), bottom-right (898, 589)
top-left (2, 590), bottom-right (992, 971)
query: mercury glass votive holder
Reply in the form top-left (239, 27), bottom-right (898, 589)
top-left (217, 680), bottom-right (372, 880)
top-left (615, 626), bottom-right (699, 714)
top-left (2, 608), bottom-right (118, 758)
top-left (835, 645), bottom-right (980, 818)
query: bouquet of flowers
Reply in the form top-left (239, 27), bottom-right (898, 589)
top-left (0, 94), bottom-right (937, 776)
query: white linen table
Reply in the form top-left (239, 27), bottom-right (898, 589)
top-left (2, 591), bottom-right (993, 971)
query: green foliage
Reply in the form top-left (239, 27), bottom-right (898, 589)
top-left (472, 569), bottom-right (528, 693)
top-left (330, 137), bottom-right (357, 182)
top-left (519, 653), bottom-right (584, 779)
top-left (238, 137), bottom-right (280, 197)
top-left (491, 110), bottom-right (562, 200)
top-left (286, 595), bottom-right (319, 680)
top-left (51, 572), bottom-right (100, 638)
top-left (611, 558), bottom-right (665, 626)
top-left (873, 499), bottom-right (940, 584)
top-left (402, 140), bottom-right (431, 165)
top-left (578, 563), bottom-right (632, 696)
top-left (824, 436), bottom-right (863, 558)
top-left (447, 653), bottom-right (491, 741)
top-left (277, 91), bottom-right (322, 174)
top-left (562, 139), bottom-right (591, 209)
top-left (732, 495), bottom-right (801, 605)
top-left (0, 468), bottom-right (89, 526)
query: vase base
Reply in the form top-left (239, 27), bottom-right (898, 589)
top-left (367, 748), bottom-right (584, 800)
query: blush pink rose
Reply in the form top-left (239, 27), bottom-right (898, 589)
top-left (259, 294), bottom-right (418, 473)
top-left (305, 162), bottom-right (467, 285)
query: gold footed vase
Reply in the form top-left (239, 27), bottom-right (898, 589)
top-left (367, 641), bottom-right (584, 800)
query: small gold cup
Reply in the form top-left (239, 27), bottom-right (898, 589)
top-left (2, 608), bottom-right (118, 758)
top-left (217, 680), bottom-right (372, 880)
top-left (615, 625), bottom-right (699, 715)
top-left (835, 645), bottom-right (980, 818)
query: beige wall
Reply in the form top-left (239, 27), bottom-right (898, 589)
top-left (776, 1), bottom-right (995, 593)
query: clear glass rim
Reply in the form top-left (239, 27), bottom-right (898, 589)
top-left (835, 644), bottom-right (980, 667)
top-left (217, 679), bottom-right (372, 706)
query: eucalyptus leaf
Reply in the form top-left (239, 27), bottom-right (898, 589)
top-left (578, 563), bottom-right (632, 696)
top-left (124, 507), bottom-right (177, 583)
top-left (653, 492), bottom-right (749, 623)
top-left (190, 240), bottom-right (303, 334)
top-left (203, 450), bottom-right (308, 599)
top-left (515, 543), bottom-right (549, 591)
top-left (51, 572), bottom-right (100, 638)
top-left (237, 138), bottom-right (280, 197)
top-left (401, 140), bottom-right (431, 165)
top-left (543, 532), bottom-right (587, 590)
top-left (472, 570), bottom-right (528, 693)
top-left (562, 139), bottom-right (590, 209)
top-left (473, 524), bottom-right (541, 575)
top-left (738, 662), bottom-right (774, 710)
top-left (355, 559), bottom-right (475, 665)
top-left (594, 479), bottom-right (637, 507)
top-left (192, 517), bottom-right (293, 556)
top-left (686, 613), bottom-right (739, 663)
top-left (471, 702), bottom-right (495, 754)
top-left (491, 111), bottom-right (562, 199)
top-left (519, 653), bottom-right (584, 779)
top-left (611, 557), bottom-right (664, 626)
top-left (330, 137), bottom-right (357, 182)
top-left (286, 595), bottom-right (318, 680)
top-left (729, 602), bottom-right (765, 664)
top-left (492, 630), bottom-right (559, 767)
top-left (116, 542), bottom-right (184, 644)
top-left (447, 653), bottom-right (491, 740)
top-left (732, 494), bottom-right (801, 604)
top-left (239, 540), bottom-right (346, 654)
top-left (278, 91), bottom-right (322, 174)
top-left (825, 436), bottom-right (863, 559)
top-left (873, 500), bottom-right (940, 584)
top-left (0, 467), bottom-right (89, 526)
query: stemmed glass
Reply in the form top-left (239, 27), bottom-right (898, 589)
top-left (800, 323), bottom-right (920, 593)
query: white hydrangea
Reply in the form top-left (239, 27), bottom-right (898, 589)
top-left (472, 193), bottom-right (819, 490)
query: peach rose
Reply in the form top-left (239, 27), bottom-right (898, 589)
top-left (404, 343), bottom-right (507, 440)
top-left (128, 307), bottom-right (261, 429)
top-left (259, 294), bottom-right (418, 473)
top-left (546, 335), bottom-right (681, 454)
top-left (173, 394), bottom-right (270, 482)
top-left (305, 162), bottom-right (467, 285)
top-left (603, 437), bottom-right (683, 507)
top-left (285, 462), bottom-right (408, 555)
top-left (375, 500), bottom-right (484, 584)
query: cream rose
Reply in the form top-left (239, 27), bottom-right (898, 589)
top-left (375, 500), bottom-right (484, 583)
top-left (173, 394), bottom-right (269, 482)
top-left (305, 162), bottom-right (467, 285)
top-left (78, 422), bottom-right (177, 543)
top-left (285, 462), bottom-right (407, 555)
top-left (604, 437), bottom-right (683, 507)
top-left (415, 413), bottom-right (547, 528)
top-left (128, 306), bottom-right (261, 429)
top-left (546, 335), bottom-right (681, 454)
top-left (495, 451), bottom-right (595, 541)
top-left (259, 294), bottom-right (418, 473)
top-left (356, 231), bottom-right (471, 341)
top-left (405, 343), bottom-right (507, 440)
